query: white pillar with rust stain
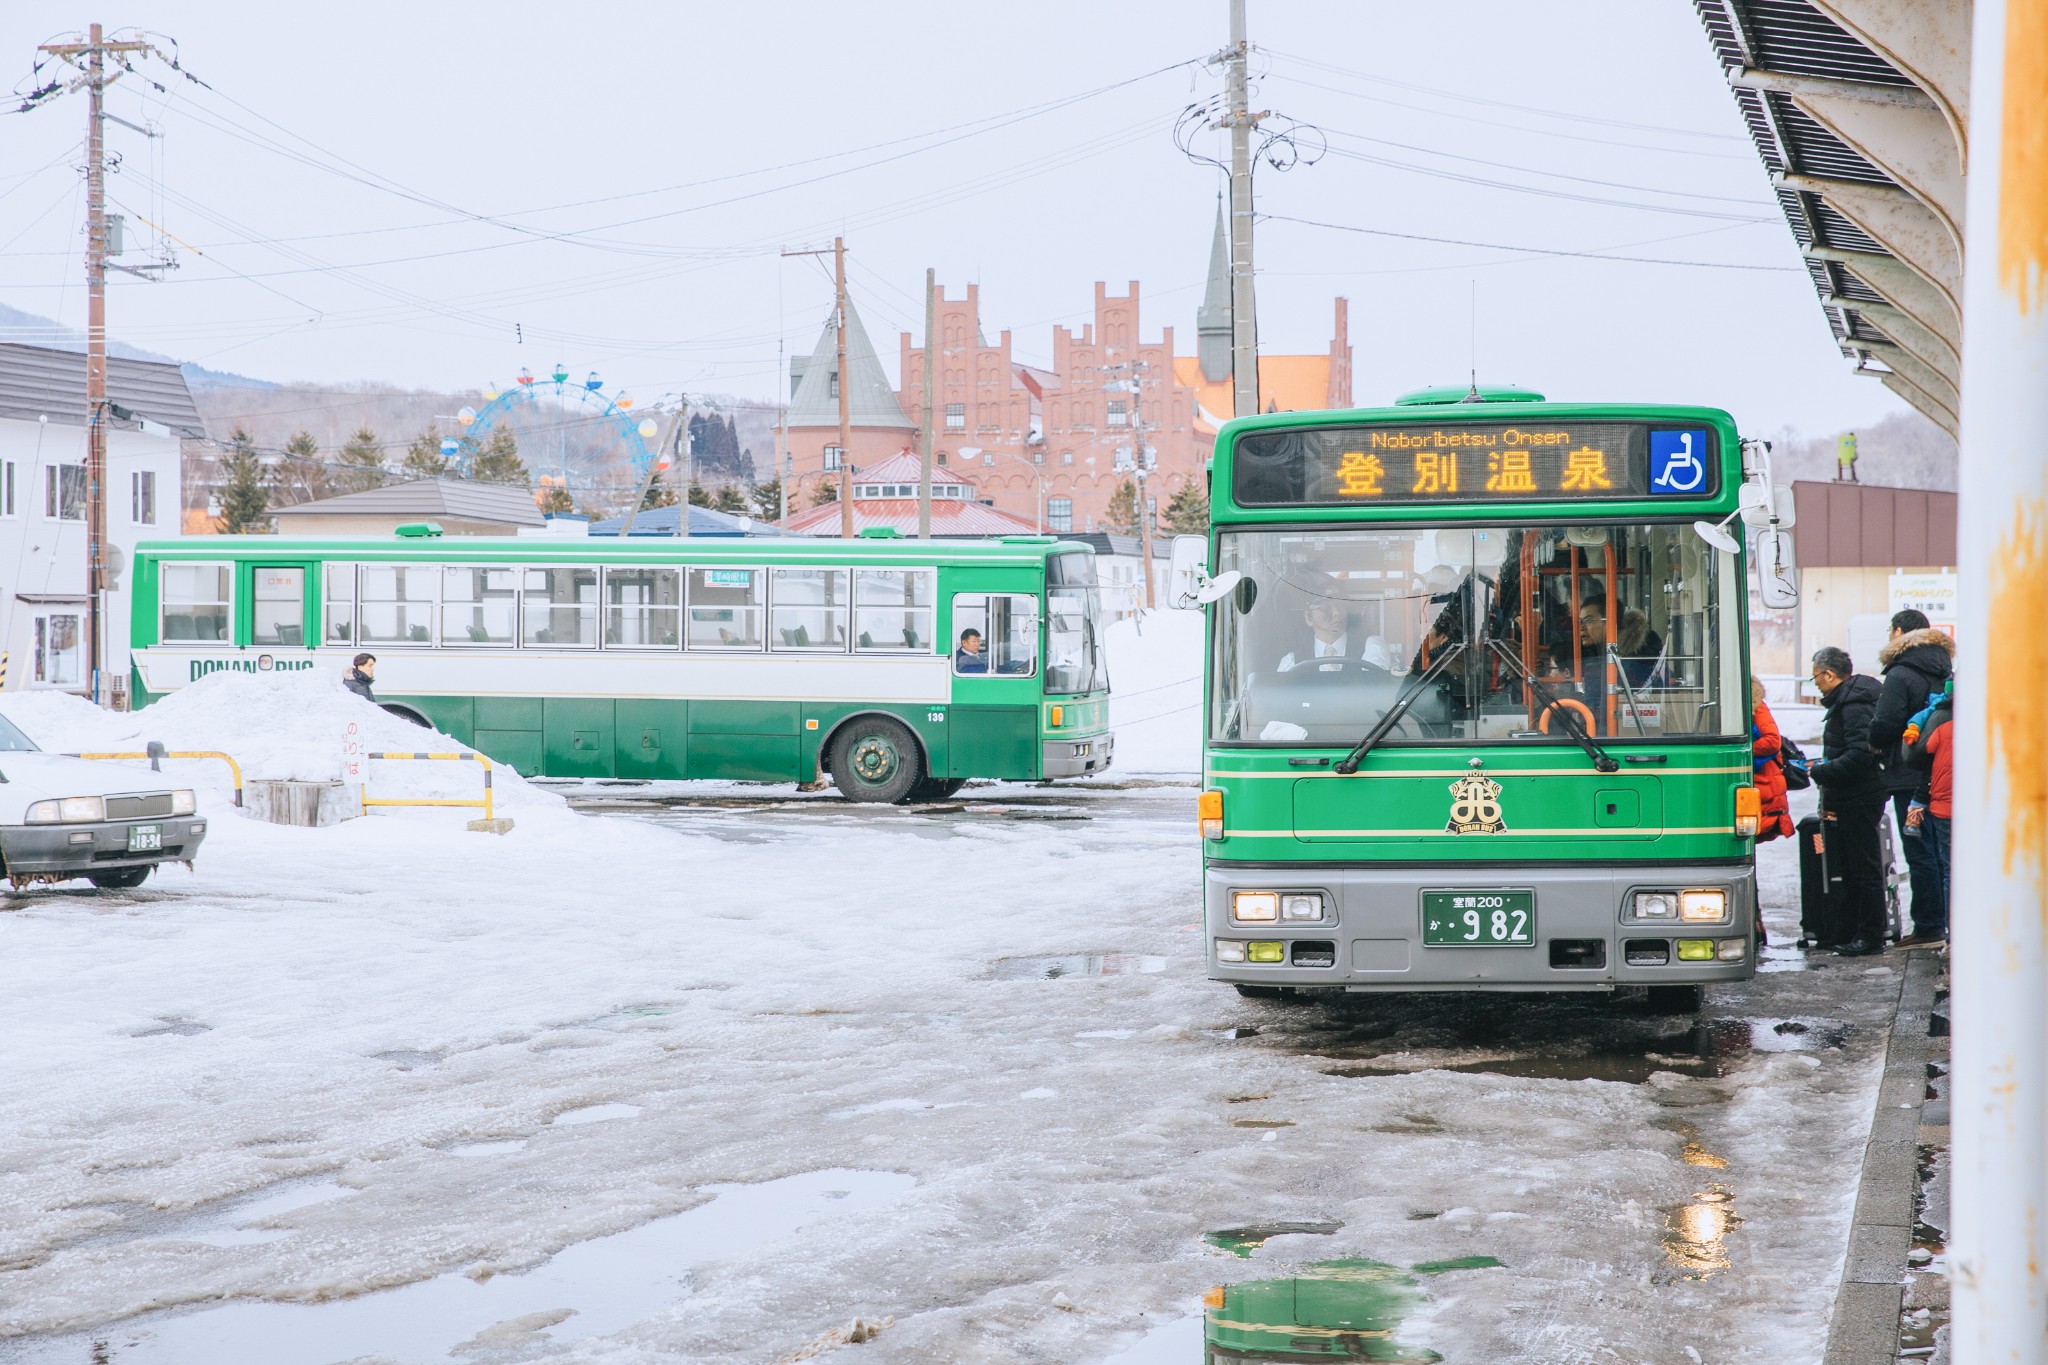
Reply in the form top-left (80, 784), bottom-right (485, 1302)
top-left (1951, 0), bottom-right (2048, 1356)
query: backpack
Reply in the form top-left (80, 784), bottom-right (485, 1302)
top-left (1779, 736), bottom-right (1813, 791)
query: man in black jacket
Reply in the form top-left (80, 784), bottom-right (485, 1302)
top-left (1867, 610), bottom-right (1955, 943)
top-left (1809, 646), bottom-right (1888, 955)
top-left (344, 653), bottom-right (377, 702)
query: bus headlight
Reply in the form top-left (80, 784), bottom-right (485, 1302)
top-left (1215, 939), bottom-right (1247, 963)
top-left (1717, 939), bottom-right (1747, 961)
top-left (1676, 939), bottom-right (1716, 961)
top-left (1281, 893), bottom-right (1325, 921)
top-left (1633, 892), bottom-right (1677, 920)
top-left (1246, 942), bottom-right (1285, 964)
top-left (1679, 890), bottom-right (1729, 923)
top-left (1232, 891), bottom-right (1279, 922)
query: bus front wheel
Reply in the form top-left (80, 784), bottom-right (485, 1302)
top-left (829, 718), bottom-right (924, 804)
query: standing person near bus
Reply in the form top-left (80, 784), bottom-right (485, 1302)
top-left (1867, 610), bottom-right (1954, 943)
top-left (1809, 646), bottom-right (1888, 956)
top-left (344, 653), bottom-right (377, 703)
top-left (1903, 680), bottom-right (1954, 944)
top-left (1750, 677), bottom-right (1794, 842)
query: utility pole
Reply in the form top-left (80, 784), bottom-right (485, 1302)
top-left (1949, 0), bottom-right (2048, 1353)
top-left (1223, 0), bottom-right (1262, 418)
top-left (36, 24), bottom-right (157, 706)
top-left (620, 398), bottom-right (688, 538)
top-left (775, 337), bottom-right (788, 525)
top-left (780, 239), bottom-right (856, 536)
top-left (919, 268), bottom-right (936, 539)
top-left (1130, 366), bottom-right (1155, 607)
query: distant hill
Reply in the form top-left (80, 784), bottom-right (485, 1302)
top-left (0, 302), bottom-right (275, 391)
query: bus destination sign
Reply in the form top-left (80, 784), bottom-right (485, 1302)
top-left (1231, 420), bottom-right (1717, 508)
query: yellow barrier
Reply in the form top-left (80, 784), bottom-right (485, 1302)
top-left (66, 749), bottom-right (246, 807)
top-left (363, 751), bottom-right (495, 824)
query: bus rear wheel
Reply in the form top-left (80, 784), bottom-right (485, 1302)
top-left (830, 718), bottom-right (923, 804)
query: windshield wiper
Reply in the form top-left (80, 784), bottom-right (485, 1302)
top-left (1484, 640), bottom-right (1620, 773)
top-left (1333, 643), bottom-right (1463, 775)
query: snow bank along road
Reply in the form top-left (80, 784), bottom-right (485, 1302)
top-left (0, 678), bottom-right (1901, 1363)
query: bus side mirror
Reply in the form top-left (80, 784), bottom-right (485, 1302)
top-left (1758, 530), bottom-right (1799, 610)
top-left (1167, 535), bottom-right (1209, 610)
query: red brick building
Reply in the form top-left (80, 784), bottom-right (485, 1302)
top-left (783, 220), bottom-right (1352, 535)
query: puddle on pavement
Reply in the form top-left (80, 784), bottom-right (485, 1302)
top-left (1288, 1009), bottom-right (1800, 1084)
top-left (15, 1169), bottom-right (913, 1365)
top-left (989, 953), bottom-right (1167, 980)
top-left (549, 1103), bottom-right (640, 1127)
top-left (1201, 1255), bottom-right (1501, 1363)
top-left (1659, 1186), bottom-right (1743, 1280)
top-left (127, 1179), bottom-right (358, 1250)
top-left (443, 1139), bottom-right (527, 1157)
top-left (1204, 1221), bottom-right (1341, 1258)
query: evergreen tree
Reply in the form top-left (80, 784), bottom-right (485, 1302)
top-left (713, 484), bottom-right (746, 515)
top-left (269, 428), bottom-right (327, 506)
top-left (1162, 480), bottom-right (1210, 534)
top-left (642, 469), bottom-right (679, 509)
top-left (687, 482), bottom-right (712, 508)
top-left (469, 427), bottom-right (529, 485)
top-left (218, 427), bottom-right (269, 534)
top-left (810, 479), bottom-right (839, 508)
top-left (1104, 477), bottom-right (1140, 535)
top-left (401, 425), bottom-right (449, 481)
top-left (536, 482), bottom-right (574, 516)
top-left (749, 478), bottom-right (784, 521)
top-left (334, 426), bottom-right (387, 493)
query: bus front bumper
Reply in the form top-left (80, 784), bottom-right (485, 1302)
top-left (1042, 733), bottom-right (1112, 778)
top-left (1204, 860), bottom-right (1756, 991)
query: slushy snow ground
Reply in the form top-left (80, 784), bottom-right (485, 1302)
top-left (0, 615), bottom-right (1896, 1363)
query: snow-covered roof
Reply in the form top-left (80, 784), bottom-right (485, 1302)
top-left (585, 504), bottom-right (781, 537)
top-left (782, 497), bottom-right (1039, 538)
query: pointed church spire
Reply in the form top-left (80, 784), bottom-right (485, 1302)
top-left (1197, 195), bottom-right (1232, 383)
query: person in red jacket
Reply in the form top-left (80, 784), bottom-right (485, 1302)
top-left (1903, 683), bottom-right (1953, 945)
top-left (1751, 677), bottom-right (1794, 841)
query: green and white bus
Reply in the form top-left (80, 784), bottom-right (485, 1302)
top-left (1182, 388), bottom-right (1781, 1007)
top-left (127, 529), bottom-right (1112, 801)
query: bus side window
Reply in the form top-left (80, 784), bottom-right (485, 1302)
top-left (770, 567), bottom-right (849, 651)
top-left (951, 595), bottom-right (989, 674)
top-left (603, 567), bottom-right (680, 648)
top-left (161, 562), bottom-right (231, 642)
top-left (687, 567), bottom-right (764, 650)
top-left (855, 569), bottom-right (933, 652)
top-left (361, 565), bottom-right (437, 645)
top-left (325, 563), bottom-right (356, 644)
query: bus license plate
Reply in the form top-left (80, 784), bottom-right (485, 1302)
top-left (1422, 891), bottom-right (1534, 947)
top-left (126, 824), bottom-right (162, 852)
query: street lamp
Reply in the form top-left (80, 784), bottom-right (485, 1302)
top-left (990, 452), bottom-right (1045, 533)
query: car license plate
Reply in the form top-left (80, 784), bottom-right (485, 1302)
top-left (126, 824), bottom-right (162, 852)
top-left (1422, 890), bottom-right (1535, 946)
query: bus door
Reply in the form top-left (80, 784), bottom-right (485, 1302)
top-left (946, 592), bottom-right (1039, 778)
top-left (241, 562), bottom-right (315, 651)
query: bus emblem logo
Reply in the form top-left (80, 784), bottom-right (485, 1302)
top-left (1446, 765), bottom-right (1506, 834)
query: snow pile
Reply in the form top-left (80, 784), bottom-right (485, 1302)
top-left (0, 672), bottom-right (563, 815)
top-left (1105, 609), bottom-right (1203, 776)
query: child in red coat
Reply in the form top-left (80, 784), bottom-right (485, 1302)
top-left (1751, 678), bottom-right (1795, 841)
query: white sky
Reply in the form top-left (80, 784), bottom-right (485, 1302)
top-left (0, 1), bottom-right (1909, 436)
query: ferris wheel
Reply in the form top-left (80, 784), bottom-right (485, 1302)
top-left (456, 364), bottom-right (670, 506)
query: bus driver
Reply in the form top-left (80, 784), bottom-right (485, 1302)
top-left (954, 628), bottom-right (986, 673)
top-left (1278, 578), bottom-right (1391, 672)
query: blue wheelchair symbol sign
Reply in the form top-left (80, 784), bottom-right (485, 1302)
top-left (1650, 429), bottom-right (1708, 494)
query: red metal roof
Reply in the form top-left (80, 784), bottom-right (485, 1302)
top-left (782, 497), bottom-right (1039, 537)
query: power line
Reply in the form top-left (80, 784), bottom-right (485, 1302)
top-left (1261, 211), bottom-right (1801, 271)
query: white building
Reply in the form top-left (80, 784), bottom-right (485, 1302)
top-left (0, 344), bottom-right (199, 695)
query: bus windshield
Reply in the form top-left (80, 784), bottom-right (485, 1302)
top-left (1210, 522), bottom-right (1743, 746)
top-left (1045, 583), bottom-right (1106, 695)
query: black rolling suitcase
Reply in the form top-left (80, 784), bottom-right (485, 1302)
top-left (1798, 813), bottom-right (1846, 946)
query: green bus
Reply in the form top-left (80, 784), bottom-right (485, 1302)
top-left (126, 529), bottom-right (1112, 802)
top-left (1182, 387), bottom-right (1776, 1008)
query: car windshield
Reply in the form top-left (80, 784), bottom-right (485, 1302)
top-left (0, 713), bottom-right (40, 752)
top-left (1210, 523), bottom-right (1742, 746)
top-left (1045, 585), bottom-right (1106, 695)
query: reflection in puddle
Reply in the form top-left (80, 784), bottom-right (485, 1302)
top-left (1661, 1188), bottom-right (1742, 1279)
top-left (1203, 1256), bottom-right (1500, 1363)
top-left (1306, 1015), bottom-right (1762, 1085)
top-left (16, 1169), bottom-right (913, 1365)
top-left (989, 954), bottom-right (1167, 980)
top-left (1204, 1221), bottom-right (1341, 1258)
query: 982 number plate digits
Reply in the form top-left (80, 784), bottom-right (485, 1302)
top-left (1422, 890), bottom-right (1535, 946)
